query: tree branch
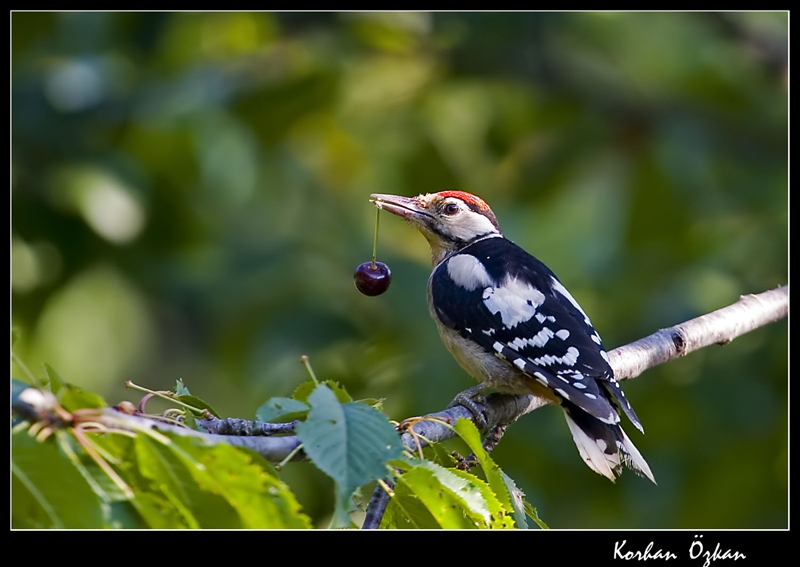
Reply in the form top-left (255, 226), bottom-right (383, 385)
top-left (159, 285), bottom-right (787, 464)
top-left (388, 285), bottom-right (790, 449)
top-left (609, 285), bottom-right (788, 380)
top-left (11, 285), bottom-right (787, 528)
top-left (360, 285), bottom-right (787, 528)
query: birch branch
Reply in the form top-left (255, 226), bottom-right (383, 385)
top-left (360, 285), bottom-right (788, 528)
top-left (191, 285), bottom-right (791, 460)
top-left (179, 285), bottom-right (787, 464)
top-left (11, 286), bottom-right (788, 487)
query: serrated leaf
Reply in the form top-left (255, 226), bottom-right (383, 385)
top-left (356, 397), bottom-right (385, 410)
top-left (134, 435), bottom-right (234, 528)
top-left (124, 432), bottom-right (310, 529)
top-left (394, 460), bottom-right (490, 529)
top-left (524, 500), bottom-right (549, 529)
top-left (381, 482), bottom-right (441, 529)
top-left (324, 380), bottom-right (353, 403)
top-left (500, 471), bottom-right (531, 529)
top-left (256, 397), bottom-right (309, 423)
top-left (292, 379), bottom-right (353, 404)
top-left (12, 429), bottom-right (105, 528)
top-left (453, 419), bottom-right (516, 519)
top-left (296, 384), bottom-right (401, 528)
top-left (291, 380), bottom-right (316, 402)
top-left (422, 440), bottom-right (458, 467)
top-left (168, 435), bottom-right (311, 528)
top-left (449, 466), bottom-right (514, 528)
top-left (175, 379), bottom-right (191, 396)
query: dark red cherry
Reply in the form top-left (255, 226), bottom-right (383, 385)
top-left (354, 261), bottom-right (392, 296)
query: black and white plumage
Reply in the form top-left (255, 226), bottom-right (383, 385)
top-left (370, 190), bottom-right (655, 483)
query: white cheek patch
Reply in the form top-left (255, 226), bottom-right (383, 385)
top-left (448, 213), bottom-right (500, 242)
top-left (446, 254), bottom-right (493, 291)
top-left (482, 276), bottom-right (546, 328)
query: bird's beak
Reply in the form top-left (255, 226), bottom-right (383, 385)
top-left (369, 193), bottom-right (429, 221)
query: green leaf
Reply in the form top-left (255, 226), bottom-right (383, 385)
top-left (394, 460), bottom-right (490, 529)
top-left (453, 419), bottom-right (515, 517)
top-left (12, 429), bottom-right (105, 528)
top-left (134, 432), bottom-right (311, 529)
top-left (500, 470), bottom-right (529, 529)
top-left (452, 418), bottom-right (542, 529)
top-left (291, 380), bottom-right (316, 402)
top-left (356, 397), bottom-right (385, 410)
top-left (133, 492), bottom-right (188, 529)
top-left (174, 379), bottom-right (191, 396)
top-left (42, 363), bottom-right (67, 395)
top-left (12, 327), bottom-right (20, 346)
top-left (118, 431), bottom-right (311, 529)
top-left (134, 435), bottom-right (230, 528)
top-left (167, 435), bottom-right (311, 528)
top-left (523, 499), bottom-right (549, 530)
top-left (44, 367), bottom-right (106, 412)
top-left (381, 481), bottom-right (441, 529)
top-left (448, 465), bottom-right (513, 529)
top-left (175, 394), bottom-right (220, 418)
top-left (296, 384), bottom-right (402, 528)
top-left (183, 409), bottom-right (198, 430)
top-left (293, 379), bottom-right (353, 404)
top-left (256, 397), bottom-right (309, 422)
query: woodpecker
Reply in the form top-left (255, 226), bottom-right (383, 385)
top-left (370, 190), bottom-right (655, 483)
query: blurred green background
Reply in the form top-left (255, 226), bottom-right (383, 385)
top-left (11, 12), bottom-right (787, 528)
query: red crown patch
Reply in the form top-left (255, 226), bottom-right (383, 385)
top-left (436, 191), bottom-right (491, 212)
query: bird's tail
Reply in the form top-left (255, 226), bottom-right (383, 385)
top-left (561, 401), bottom-right (656, 484)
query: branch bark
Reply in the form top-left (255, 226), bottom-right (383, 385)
top-left (361, 285), bottom-right (787, 528)
top-left (198, 285), bottom-right (787, 464)
top-left (12, 285), bottom-right (787, 527)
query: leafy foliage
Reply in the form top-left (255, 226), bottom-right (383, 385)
top-left (13, 357), bottom-right (543, 529)
top-left (296, 384), bottom-right (402, 527)
top-left (11, 12), bottom-right (787, 528)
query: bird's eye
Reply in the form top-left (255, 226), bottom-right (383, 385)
top-left (443, 202), bottom-right (459, 216)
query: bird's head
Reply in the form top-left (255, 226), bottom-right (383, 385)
top-left (370, 191), bottom-right (502, 265)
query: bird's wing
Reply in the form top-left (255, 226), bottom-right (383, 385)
top-left (431, 237), bottom-right (642, 431)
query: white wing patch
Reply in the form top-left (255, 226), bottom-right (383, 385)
top-left (550, 276), bottom-right (592, 326)
top-left (508, 327), bottom-right (554, 350)
top-left (446, 254), bottom-right (493, 291)
top-left (482, 276), bottom-right (545, 328)
top-left (533, 346), bottom-right (580, 367)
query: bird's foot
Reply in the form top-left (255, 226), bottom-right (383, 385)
top-left (453, 422), bottom-right (512, 471)
top-left (447, 385), bottom-right (490, 432)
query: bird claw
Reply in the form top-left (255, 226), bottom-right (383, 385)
top-left (447, 385), bottom-right (490, 432)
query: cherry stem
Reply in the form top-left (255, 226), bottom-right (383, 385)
top-left (371, 207), bottom-right (381, 269)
